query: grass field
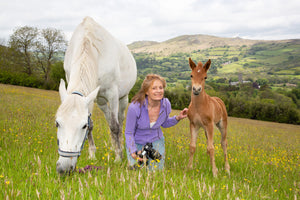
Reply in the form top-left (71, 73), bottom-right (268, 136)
top-left (0, 84), bottom-right (299, 199)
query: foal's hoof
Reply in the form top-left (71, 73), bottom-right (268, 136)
top-left (225, 163), bottom-right (230, 175)
top-left (212, 168), bottom-right (218, 177)
top-left (225, 168), bottom-right (230, 176)
top-left (187, 160), bottom-right (193, 169)
top-left (226, 170), bottom-right (231, 177)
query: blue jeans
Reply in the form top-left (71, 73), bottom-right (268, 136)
top-left (126, 137), bottom-right (165, 170)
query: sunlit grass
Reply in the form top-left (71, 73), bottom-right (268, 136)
top-left (0, 84), bottom-right (299, 199)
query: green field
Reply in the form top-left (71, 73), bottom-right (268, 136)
top-left (1, 84), bottom-right (299, 199)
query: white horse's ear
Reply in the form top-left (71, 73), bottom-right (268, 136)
top-left (59, 79), bottom-right (67, 102)
top-left (86, 86), bottom-right (100, 105)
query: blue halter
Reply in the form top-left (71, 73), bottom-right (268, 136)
top-left (57, 91), bottom-right (93, 158)
top-left (71, 91), bottom-right (84, 97)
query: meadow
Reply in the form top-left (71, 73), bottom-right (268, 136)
top-left (0, 84), bottom-right (299, 199)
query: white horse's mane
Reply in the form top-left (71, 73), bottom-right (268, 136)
top-left (66, 17), bottom-right (103, 95)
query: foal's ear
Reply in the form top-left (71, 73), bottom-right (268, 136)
top-left (59, 79), bottom-right (67, 102)
top-left (203, 59), bottom-right (211, 72)
top-left (86, 86), bottom-right (100, 105)
top-left (189, 58), bottom-right (197, 70)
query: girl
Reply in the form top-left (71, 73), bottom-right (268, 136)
top-left (125, 74), bottom-right (188, 170)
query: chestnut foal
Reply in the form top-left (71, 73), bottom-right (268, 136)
top-left (187, 58), bottom-right (230, 177)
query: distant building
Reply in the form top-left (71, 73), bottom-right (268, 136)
top-left (229, 81), bottom-right (239, 86)
top-left (229, 73), bottom-right (259, 88)
top-left (229, 80), bottom-right (252, 86)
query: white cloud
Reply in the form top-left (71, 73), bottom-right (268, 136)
top-left (0, 0), bottom-right (299, 45)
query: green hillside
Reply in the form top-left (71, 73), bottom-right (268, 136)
top-left (218, 40), bottom-right (300, 79)
top-left (129, 36), bottom-right (300, 89)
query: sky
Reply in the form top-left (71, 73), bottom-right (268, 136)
top-left (0, 0), bottom-right (300, 45)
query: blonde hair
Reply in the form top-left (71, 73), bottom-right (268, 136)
top-left (131, 74), bottom-right (167, 105)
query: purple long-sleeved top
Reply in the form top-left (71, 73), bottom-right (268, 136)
top-left (125, 97), bottom-right (179, 154)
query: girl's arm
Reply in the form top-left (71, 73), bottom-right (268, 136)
top-left (124, 104), bottom-right (138, 154)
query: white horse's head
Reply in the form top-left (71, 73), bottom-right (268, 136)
top-left (55, 79), bottom-right (99, 175)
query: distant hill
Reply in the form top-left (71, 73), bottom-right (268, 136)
top-left (127, 34), bottom-right (294, 55)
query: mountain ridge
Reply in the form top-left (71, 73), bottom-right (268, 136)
top-left (128, 34), bottom-right (297, 55)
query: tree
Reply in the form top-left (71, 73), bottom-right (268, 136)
top-left (50, 61), bottom-right (65, 90)
top-left (9, 26), bottom-right (39, 75)
top-left (232, 57), bottom-right (239, 62)
top-left (35, 28), bottom-right (66, 85)
top-left (0, 45), bottom-right (23, 72)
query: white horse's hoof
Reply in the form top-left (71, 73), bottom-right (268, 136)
top-left (88, 155), bottom-right (97, 160)
top-left (114, 156), bottom-right (122, 163)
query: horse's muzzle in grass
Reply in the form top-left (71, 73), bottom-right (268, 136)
top-left (56, 156), bottom-right (78, 175)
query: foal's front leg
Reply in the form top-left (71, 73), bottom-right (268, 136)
top-left (188, 123), bottom-right (199, 169)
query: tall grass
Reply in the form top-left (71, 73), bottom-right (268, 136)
top-left (0, 84), bottom-right (299, 199)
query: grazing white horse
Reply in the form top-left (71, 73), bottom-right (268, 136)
top-left (55, 17), bottom-right (137, 174)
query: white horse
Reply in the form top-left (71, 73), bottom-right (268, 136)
top-left (55, 17), bottom-right (137, 174)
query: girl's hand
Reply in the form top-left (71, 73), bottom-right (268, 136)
top-left (176, 108), bottom-right (188, 121)
top-left (131, 151), bottom-right (143, 161)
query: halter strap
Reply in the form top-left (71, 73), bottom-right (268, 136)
top-left (58, 113), bottom-right (92, 158)
top-left (72, 91), bottom-right (84, 97)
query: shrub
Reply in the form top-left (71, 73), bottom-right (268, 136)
top-left (0, 71), bottom-right (42, 87)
